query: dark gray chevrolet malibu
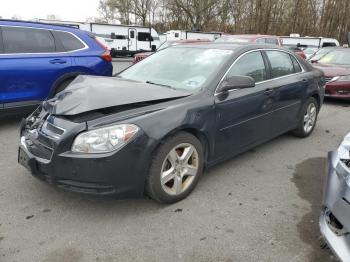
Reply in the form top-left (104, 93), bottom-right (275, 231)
top-left (18, 43), bottom-right (325, 203)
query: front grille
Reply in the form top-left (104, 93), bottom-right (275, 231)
top-left (40, 121), bottom-right (65, 139)
top-left (25, 137), bottom-right (53, 161)
top-left (46, 122), bottom-right (64, 135)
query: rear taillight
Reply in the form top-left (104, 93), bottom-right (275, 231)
top-left (101, 50), bottom-right (112, 62)
top-left (93, 37), bottom-right (112, 62)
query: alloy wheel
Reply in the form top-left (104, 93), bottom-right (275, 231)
top-left (160, 143), bottom-right (199, 196)
top-left (303, 102), bottom-right (317, 134)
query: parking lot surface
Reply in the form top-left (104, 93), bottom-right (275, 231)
top-left (0, 60), bottom-right (349, 262)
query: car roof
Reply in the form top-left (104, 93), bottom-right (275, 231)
top-left (168, 39), bottom-right (211, 44)
top-left (221, 34), bottom-right (278, 40)
top-left (172, 42), bottom-right (284, 52)
top-left (0, 19), bottom-right (84, 34)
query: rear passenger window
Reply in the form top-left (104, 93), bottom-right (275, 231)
top-left (265, 51), bottom-right (295, 78)
top-left (55, 31), bottom-right (85, 51)
top-left (227, 51), bottom-right (267, 82)
top-left (290, 55), bottom-right (302, 73)
top-left (2, 26), bottom-right (55, 53)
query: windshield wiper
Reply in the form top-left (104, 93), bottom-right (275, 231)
top-left (145, 81), bottom-right (176, 90)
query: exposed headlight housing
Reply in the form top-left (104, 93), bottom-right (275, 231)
top-left (72, 124), bottom-right (139, 153)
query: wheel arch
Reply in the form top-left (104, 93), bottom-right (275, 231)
top-left (49, 71), bottom-right (88, 98)
top-left (310, 92), bottom-right (321, 109)
top-left (151, 127), bottom-right (211, 168)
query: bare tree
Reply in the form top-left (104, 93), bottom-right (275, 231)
top-left (99, 0), bottom-right (350, 43)
top-left (107, 0), bottom-right (133, 24)
top-left (98, 0), bottom-right (118, 23)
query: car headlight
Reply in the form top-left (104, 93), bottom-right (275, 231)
top-left (72, 124), bottom-right (139, 153)
top-left (331, 75), bottom-right (350, 82)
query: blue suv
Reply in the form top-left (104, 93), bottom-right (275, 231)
top-left (0, 20), bottom-right (113, 115)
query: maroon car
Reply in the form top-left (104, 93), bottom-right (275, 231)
top-left (133, 39), bottom-right (210, 64)
top-left (313, 48), bottom-right (350, 100)
top-left (215, 34), bottom-right (306, 59)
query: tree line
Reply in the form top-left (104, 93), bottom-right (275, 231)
top-left (97, 0), bottom-right (350, 43)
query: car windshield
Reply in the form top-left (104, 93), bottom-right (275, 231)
top-left (309, 48), bottom-right (334, 61)
top-left (303, 47), bottom-right (318, 56)
top-left (118, 47), bottom-right (233, 91)
top-left (319, 50), bottom-right (350, 65)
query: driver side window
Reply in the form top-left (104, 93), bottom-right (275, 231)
top-left (227, 51), bottom-right (267, 83)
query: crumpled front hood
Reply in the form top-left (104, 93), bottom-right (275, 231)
top-left (44, 75), bottom-right (190, 116)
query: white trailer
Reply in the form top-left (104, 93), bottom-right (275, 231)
top-left (164, 30), bottom-right (222, 41)
top-left (37, 19), bottom-right (160, 57)
top-left (280, 36), bottom-right (340, 58)
top-left (89, 23), bottom-right (160, 56)
top-left (281, 36), bottom-right (340, 48)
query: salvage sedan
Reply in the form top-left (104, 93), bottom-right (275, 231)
top-left (320, 132), bottom-right (350, 260)
top-left (19, 43), bottom-right (324, 203)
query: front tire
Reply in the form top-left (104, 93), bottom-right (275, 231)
top-left (292, 97), bottom-right (319, 137)
top-left (145, 132), bottom-right (204, 204)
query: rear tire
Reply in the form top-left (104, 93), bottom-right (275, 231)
top-left (145, 132), bottom-right (204, 204)
top-left (292, 97), bottom-right (319, 138)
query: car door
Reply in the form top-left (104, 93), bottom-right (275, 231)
top-left (0, 26), bottom-right (72, 107)
top-left (128, 28), bottom-right (137, 51)
top-left (263, 50), bottom-right (307, 135)
top-left (214, 50), bottom-right (277, 160)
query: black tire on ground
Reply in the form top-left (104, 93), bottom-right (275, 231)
top-left (53, 78), bottom-right (74, 96)
top-left (145, 132), bottom-right (204, 204)
top-left (292, 97), bottom-right (319, 138)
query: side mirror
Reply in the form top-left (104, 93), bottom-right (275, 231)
top-left (310, 59), bottom-right (318, 64)
top-left (218, 75), bottom-right (255, 93)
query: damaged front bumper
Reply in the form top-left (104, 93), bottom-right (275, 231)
top-left (320, 150), bottom-right (350, 260)
top-left (18, 106), bottom-right (152, 198)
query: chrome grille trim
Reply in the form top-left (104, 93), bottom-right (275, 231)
top-left (40, 121), bottom-right (66, 139)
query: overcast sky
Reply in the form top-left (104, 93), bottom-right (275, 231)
top-left (1, 0), bottom-right (100, 22)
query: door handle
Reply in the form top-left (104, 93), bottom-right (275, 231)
top-left (264, 88), bottom-right (274, 95)
top-left (49, 59), bottom-right (67, 64)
